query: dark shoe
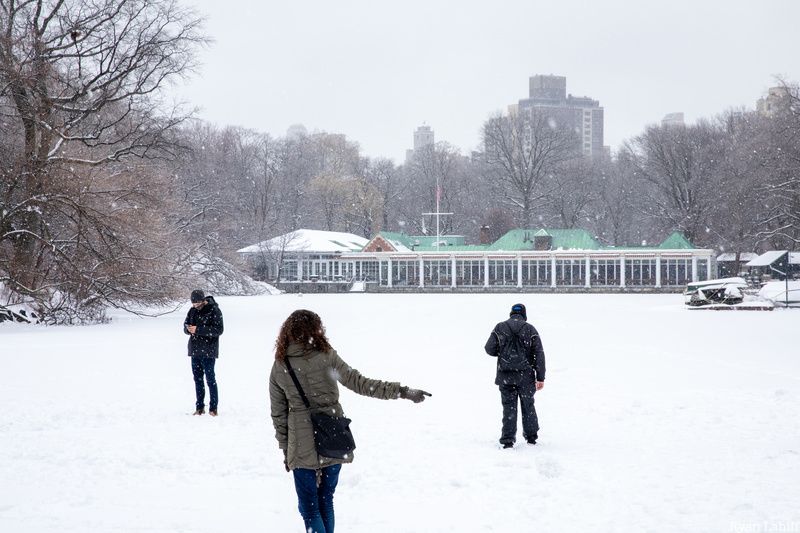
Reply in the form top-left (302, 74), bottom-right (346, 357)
top-left (502, 442), bottom-right (514, 449)
top-left (209, 409), bottom-right (218, 417)
top-left (526, 439), bottom-right (537, 445)
top-left (193, 408), bottom-right (205, 415)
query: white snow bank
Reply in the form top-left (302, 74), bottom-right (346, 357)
top-left (758, 280), bottom-right (800, 305)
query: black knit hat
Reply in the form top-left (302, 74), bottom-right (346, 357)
top-left (510, 303), bottom-right (527, 320)
top-left (190, 289), bottom-right (205, 303)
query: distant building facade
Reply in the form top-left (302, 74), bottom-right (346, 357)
top-left (414, 125), bottom-right (434, 150)
top-left (661, 112), bottom-right (685, 127)
top-left (716, 252), bottom-right (758, 278)
top-left (239, 228), bottom-right (714, 292)
top-left (516, 75), bottom-right (605, 157)
top-left (757, 87), bottom-right (791, 117)
top-left (237, 229), bottom-right (368, 282)
top-left (286, 123), bottom-right (308, 140)
top-left (406, 124), bottom-right (435, 163)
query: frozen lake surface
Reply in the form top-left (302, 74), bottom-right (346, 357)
top-left (2, 293), bottom-right (798, 532)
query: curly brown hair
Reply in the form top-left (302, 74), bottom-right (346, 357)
top-left (275, 309), bottom-right (333, 361)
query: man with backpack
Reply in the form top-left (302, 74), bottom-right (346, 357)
top-left (484, 303), bottom-right (546, 448)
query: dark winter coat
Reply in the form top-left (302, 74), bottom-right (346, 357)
top-left (269, 342), bottom-right (403, 470)
top-left (484, 314), bottom-right (546, 385)
top-left (183, 296), bottom-right (224, 358)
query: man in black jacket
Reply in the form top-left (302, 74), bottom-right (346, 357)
top-left (484, 303), bottom-right (546, 448)
top-left (184, 290), bottom-right (224, 416)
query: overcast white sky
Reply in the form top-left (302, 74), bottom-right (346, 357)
top-left (178, 0), bottom-right (800, 162)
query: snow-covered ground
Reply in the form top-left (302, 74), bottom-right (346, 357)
top-left (2, 294), bottom-right (798, 532)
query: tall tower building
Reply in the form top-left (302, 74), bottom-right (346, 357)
top-left (413, 125), bottom-right (435, 150)
top-left (517, 75), bottom-right (605, 157)
top-left (406, 124), bottom-right (435, 163)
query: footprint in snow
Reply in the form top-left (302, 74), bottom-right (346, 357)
top-left (536, 456), bottom-right (563, 479)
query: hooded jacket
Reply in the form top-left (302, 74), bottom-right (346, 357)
top-left (269, 342), bottom-right (402, 470)
top-left (484, 313), bottom-right (546, 385)
top-left (183, 296), bottom-right (224, 358)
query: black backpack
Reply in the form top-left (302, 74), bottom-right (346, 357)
top-left (498, 323), bottom-right (533, 372)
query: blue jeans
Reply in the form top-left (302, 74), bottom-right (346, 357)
top-left (191, 357), bottom-right (218, 410)
top-left (292, 464), bottom-right (342, 533)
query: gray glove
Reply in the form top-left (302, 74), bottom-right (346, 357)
top-left (400, 386), bottom-right (432, 403)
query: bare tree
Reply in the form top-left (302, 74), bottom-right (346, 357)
top-left (368, 157), bottom-right (401, 232)
top-left (482, 109), bottom-right (576, 227)
top-left (624, 121), bottom-right (726, 245)
top-left (698, 110), bottom-right (765, 259)
top-left (276, 135), bottom-right (318, 231)
top-left (402, 142), bottom-right (470, 235)
top-left (248, 134), bottom-right (283, 235)
top-left (750, 81), bottom-right (800, 248)
top-left (545, 157), bottom-right (599, 229)
top-left (0, 0), bottom-right (206, 321)
top-left (309, 173), bottom-right (346, 230)
top-left (344, 158), bottom-right (383, 238)
top-left (591, 153), bottom-right (650, 246)
top-left (172, 123), bottom-right (242, 253)
top-left (303, 133), bottom-right (363, 231)
top-left (480, 207), bottom-right (515, 243)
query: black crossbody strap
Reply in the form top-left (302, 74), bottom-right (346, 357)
top-left (284, 357), bottom-right (312, 409)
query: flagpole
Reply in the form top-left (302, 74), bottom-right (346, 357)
top-left (436, 175), bottom-right (440, 251)
top-left (422, 177), bottom-right (453, 251)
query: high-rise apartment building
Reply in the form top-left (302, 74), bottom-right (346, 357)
top-left (516, 75), bottom-right (605, 157)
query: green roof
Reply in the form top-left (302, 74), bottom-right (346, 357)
top-left (658, 232), bottom-right (695, 249)
top-left (368, 229), bottom-right (697, 253)
top-left (433, 244), bottom-right (490, 252)
top-left (411, 235), bottom-right (466, 248)
top-left (376, 231), bottom-right (414, 249)
top-left (372, 232), bottom-right (468, 251)
top-left (489, 229), bottom-right (602, 251)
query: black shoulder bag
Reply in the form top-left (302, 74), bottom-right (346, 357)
top-left (284, 357), bottom-right (356, 459)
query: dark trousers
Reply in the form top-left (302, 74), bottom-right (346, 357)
top-left (499, 376), bottom-right (538, 445)
top-left (293, 464), bottom-right (342, 533)
top-left (191, 357), bottom-right (218, 410)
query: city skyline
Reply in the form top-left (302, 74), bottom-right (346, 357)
top-left (178, 0), bottom-right (800, 162)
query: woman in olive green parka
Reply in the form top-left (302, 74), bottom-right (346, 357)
top-left (269, 309), bottom-right (430, 533)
